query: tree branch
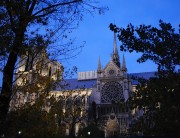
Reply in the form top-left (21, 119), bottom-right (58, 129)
top-left (28, 0), bottom-right (37, 16)
top-left (5, 1), bottom-right (16, 32)
top-left (32, 0), bottom-right (81, 17)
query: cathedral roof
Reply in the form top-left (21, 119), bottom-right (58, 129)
top-left (56, 72), bottom-right (156, 90)
top-left (129, 71), bottom-right (156, 79)
top-left (56, 79), bottom-right (97, 90)
top-left (129, 72), bottom-right (157, 85)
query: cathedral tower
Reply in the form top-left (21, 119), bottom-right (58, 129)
top-left (95, 33), bottom-right (131, 136)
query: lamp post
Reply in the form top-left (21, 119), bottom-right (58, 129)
top-left (88, 131), bottom-right (90, 137)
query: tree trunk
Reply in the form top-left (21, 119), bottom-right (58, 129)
top-left (0, 29), bottom-right (24, 134)
top-left (0, 51), bottom-right (18, 134)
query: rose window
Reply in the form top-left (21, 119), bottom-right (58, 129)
top-left (101, 81), bottom-right (124, 103)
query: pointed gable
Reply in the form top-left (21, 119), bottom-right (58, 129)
top-left (103, 60), bottom-right (121, 77)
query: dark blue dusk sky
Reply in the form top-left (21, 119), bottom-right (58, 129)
top-left (62, 0), bottom-right (180, 75)
top-left (0, 0), bottom-right (180, 85)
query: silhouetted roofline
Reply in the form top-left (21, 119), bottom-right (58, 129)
top-left (56, 71), bottom-right (156, 90)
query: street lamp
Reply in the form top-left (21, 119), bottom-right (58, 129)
top-left (18, 131), bottom-right (22, 134)
top-left (88, 131), bottom-right (90, 135)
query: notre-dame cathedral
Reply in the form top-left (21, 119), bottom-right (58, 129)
top-left (10, 33), bottom-right (154, 137)
top-left (87, 33), bottom-right (130, 137)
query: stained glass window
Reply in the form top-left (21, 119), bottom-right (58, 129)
top-left (101, 81), bottom-right (124, 103)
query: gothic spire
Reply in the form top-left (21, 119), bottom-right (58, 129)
top-left (122, 54), bottom-right (127, 70)
top-left (112, 33), bottom-right (120, 68)
top-left (113, 32), bottom-right (118, 55)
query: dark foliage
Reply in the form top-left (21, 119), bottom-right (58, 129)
top-left (78, 123), bottom-right (104, 138)
top-left (5, 97), bottom-right (65, 138)
top-left (110, 20), bottom-right (180, 136)
top-left (110, 20), bottom-right (180, 72)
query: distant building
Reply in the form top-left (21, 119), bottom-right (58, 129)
top-left (10, 34), bottom-right (155, 137)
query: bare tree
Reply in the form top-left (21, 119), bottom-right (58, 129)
top-left (0, 0), bottom-right (106, 135)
